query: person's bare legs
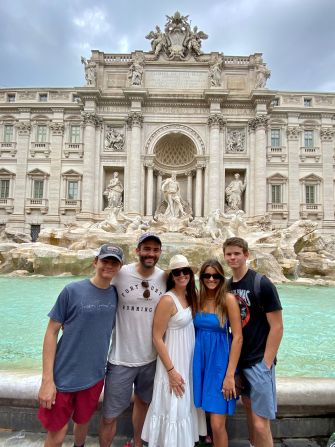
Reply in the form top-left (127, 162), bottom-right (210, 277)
top-left (44, 424), bottom-right (68, 447)
top-left (242, 396), bottom-right (273, 447)
top-left (210, 413), bottom-right (228, 447)
top-left (99, 416), bottom-right (117, 447)
top-left (242, 396), bottom-right (255, 446)
top-left (132, 394), bottom-right (149, 447)
top-left (73, 422), bottom-right (89, 446)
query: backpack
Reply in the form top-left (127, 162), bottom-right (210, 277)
top-left (227, 271), bottom-right (264, 312)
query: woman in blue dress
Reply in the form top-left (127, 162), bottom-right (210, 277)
top-left (193, 258), bottom-right (243, 447)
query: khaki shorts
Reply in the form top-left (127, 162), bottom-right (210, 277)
top-left (102, 360), bottom-right (156, 419)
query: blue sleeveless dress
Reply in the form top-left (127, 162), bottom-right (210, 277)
top-left (193, 312), bottom-right (237, 415)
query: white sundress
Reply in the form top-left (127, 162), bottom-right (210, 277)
top-left (142, 291), bottom-right (206, 447)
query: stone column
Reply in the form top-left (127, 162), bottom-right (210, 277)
top-left (207, 114), bottom-right (224, 213)
top-left (186, 171), bottom-right (193, 207)
top-left (10, 119), bottom-right (31, 231)
top-left (47, 120), bottom-right (64, 220)
top-left (156, 171), bottom-right (163, 210)
top-left (247, 122), bottom-right (256, 215)
top-left (320, 128), bottom-right (335, 221)
top-left (195, 163), bottom-right (204, 217)
top-left (81, 112), bottom-right (101, 217)
top-left (126, 112), bottom-right (143, 215)
top-left (145, 161), bottom-right (154, 216)
top-left (251, 115), bottom-right (268, 216)
top-left (287, 126), bottom-right (301, 222)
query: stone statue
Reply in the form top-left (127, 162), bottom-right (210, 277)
top-left (225, 173), bottom-right (246, 211)
top-left (255, 63), bottom-right (271, 89)
top-left (146, 26), bottom-right (166, 55)
top-left (81, 56), bottom-right (97, 87)
top-left (226, 129), bottom-right (245, 153)
top-left (161, 173), bottom-right (186, 218)
top-left (103, 172), bottom-right (124, 211)
top-left (209, 55), bottom-right (223, 87)
top-left (105, 129), bottom-right (124, 151)
top-left (128, 56), bottom-right (144, 86)
top-left (186, 26), bottom-right (208, 56)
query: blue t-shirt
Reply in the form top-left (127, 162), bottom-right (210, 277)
top-left (48, 278), bottom-right (118, 392)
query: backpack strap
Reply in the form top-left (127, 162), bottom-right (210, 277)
top-left (253, 272), bottom-right (264, 311)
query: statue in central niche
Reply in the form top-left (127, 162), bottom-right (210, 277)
top-left (161, 172), bottom-right (186, 218)
top-left (225, 173), bottom-right (246, 211)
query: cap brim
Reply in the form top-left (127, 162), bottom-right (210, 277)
top-left (98, 254), bottom-right (123, 263)
top-left (138, 236), bottom-right (162, 246)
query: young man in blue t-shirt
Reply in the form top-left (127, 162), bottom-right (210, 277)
top-left (38, 244), bottom-right (123, 447)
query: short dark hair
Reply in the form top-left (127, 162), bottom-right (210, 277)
top-left (222, 237), bottom-right (249, 254)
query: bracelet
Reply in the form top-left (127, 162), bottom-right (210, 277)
top-left (167, 366), bottom-right (174, 373)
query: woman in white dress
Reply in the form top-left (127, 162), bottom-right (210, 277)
top-left (142, 254), bottom-right (206, 447)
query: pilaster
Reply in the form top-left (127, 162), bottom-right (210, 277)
top-left (320, 127), bottom-right (335, 221)
top-left (287, 125), bottom-right (301, 222)
top-left (207, 113), bottom-right (225, 213)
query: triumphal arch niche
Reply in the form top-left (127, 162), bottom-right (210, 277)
top-left (79, 10), bottom-right (274, 223)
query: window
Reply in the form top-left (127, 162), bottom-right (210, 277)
top-left (73, 94), bottom-right (80, 103)
top-left (70, 125), bottom-right (80, 143)
top-left (67, 181), bottom-right (78, 199)
top-left (304, 98), bottom-right (312, 107)
top-left (4, 125), bottom-right (14, 143)
top-left (0, 179), bottom-right (10, 198)
top-left (271, 185), bottom-right (282, 203)
top-left (39, 93), bottom-right (48, 102)
top-left (7, 93), bottom-right (16, 103)
top-left (305, 185), bottom-right (315, 204)
top-left (271, 129), bottom-right (281, 147)
top-left (37, 125), bottom-right (47, 143)
top-left (304, 130), bottom-right (314, 147)
top-left (31, 224), bottom-right (41, 242)
top-left (271, 98), bottom-right (279, 106)
top-left (33, 180), bottom-right (44, 199)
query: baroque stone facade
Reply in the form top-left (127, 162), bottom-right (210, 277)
top-left (0, 12), bottom-right (334, 237)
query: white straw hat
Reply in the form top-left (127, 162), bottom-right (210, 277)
top-left (166, 254), bottom-right (197, 274)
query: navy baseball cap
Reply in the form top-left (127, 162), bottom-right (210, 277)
top-left (137, 232), bottom-right (162, 247)
top-left (96, 244), bottom-right (124, 263)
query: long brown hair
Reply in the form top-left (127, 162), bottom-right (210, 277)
top-left (198, 258), bottom-right (227, 326)
top-left (167, 269), bottom-right (197, 315)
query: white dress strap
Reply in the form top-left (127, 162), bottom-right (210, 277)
top-left (165, 290), bottom-right (183, 313)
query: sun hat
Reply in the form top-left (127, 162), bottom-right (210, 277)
top-left (137, 232), bottom-right (162, 247)
top-left (96, 244), bottom-right (124, 263)
top-left (165, 254), bottom-right (197, 274)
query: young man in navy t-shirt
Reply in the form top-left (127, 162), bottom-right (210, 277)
top-left (223, 237), bottom-right (283, 447)
top-left (38, 244), bottom-right (123, 447)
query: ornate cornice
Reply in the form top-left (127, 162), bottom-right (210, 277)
top-left (50, 122), bottom-right (64, 135)
top-left (207, 113), bottom-right (225, 128)
top-left (320, 127), bottom-right (335, 142)
top-left (126, 112), bottom-right (143, 128)
top-left (286, 126), bottom-right (301, 140)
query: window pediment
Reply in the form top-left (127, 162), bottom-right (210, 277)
top-left (0, 168), bottom-right (15, 177)
top-left (27, 168), bottom-right (49, 178)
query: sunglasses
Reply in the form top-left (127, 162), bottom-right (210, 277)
top-left (141, 280), bottom-right (150, 299)
top-left (172, 267), bottom-right (192, 277)
top-left (201, 273), bottom-right (223, 280)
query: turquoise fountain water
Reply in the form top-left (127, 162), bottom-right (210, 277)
top-left (0, 277), bottom-right (334, 378)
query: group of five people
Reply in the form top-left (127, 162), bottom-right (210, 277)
top-left (38, 232), bottom-right (283, 447)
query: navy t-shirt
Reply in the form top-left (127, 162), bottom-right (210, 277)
top-left (228, 269), bottom-right (282, 369)
top-left (48, 279), bottom-right (118, 392)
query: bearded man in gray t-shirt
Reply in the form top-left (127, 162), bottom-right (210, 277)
top-left (100, 232), bottom-right (166, 447)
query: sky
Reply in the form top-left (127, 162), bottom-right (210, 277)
top-left (0, 0), bottom-right (335, 92)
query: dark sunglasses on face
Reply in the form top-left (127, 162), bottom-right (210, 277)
top-left (172, 267), bottom-right (192, 277)
top-left (201, 273), bottom-right (223, 280)
top-left (141, 280), bottom-right (150, 299)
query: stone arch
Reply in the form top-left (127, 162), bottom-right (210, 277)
top-left (145, 124), bottom-right (205, 157)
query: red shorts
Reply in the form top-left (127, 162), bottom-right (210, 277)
top-left (38, 379), bottom-right (104, 432)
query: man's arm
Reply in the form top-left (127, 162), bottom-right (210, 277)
top-left (263, 310), bottom-right (283, 368)
top-left (38, 319), bottom-right (62, 409)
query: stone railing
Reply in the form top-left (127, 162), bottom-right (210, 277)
top-left (224, 56), bottom-right (250, 65)
top-left (60, 198), bottom-right (82, 214)
top-left (30, 142), bottom-right (51, 158)
top-left (267, 203), bottom-right (288, 212)
top-left (25, 198), bottom-right (48, 214)
top-left (300, 146), bottom-right (320, 162)
top-left (300, 203), bottom-right (323, 219)
top-left (0, 142), bottom-right (17, 157)
top-left (64, 142), bottom-right (83, 158)
top-left (266, 145), bottom-right (287, 161)
top-left (104, 54), bottom-right (133, 63)
top-left (0, 197), bottom-right (14, 213)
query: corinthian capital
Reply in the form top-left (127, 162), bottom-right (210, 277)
top-left (81, 111), bottom-right (102, 127)
top-left (207, 114), bottom-right (225, 128)
top-left (127, 112), bottom-right (143, 128)
top-left (249, 115), bottom-right (268, 131)
top-left (320, 127), bottom-right (335, 142)
top-left (50, 122), bottom-right (64, 135)
top-left (286, 126), bottom-right (301, 140)
top-left (16, 121), bottom-right (31, 135)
